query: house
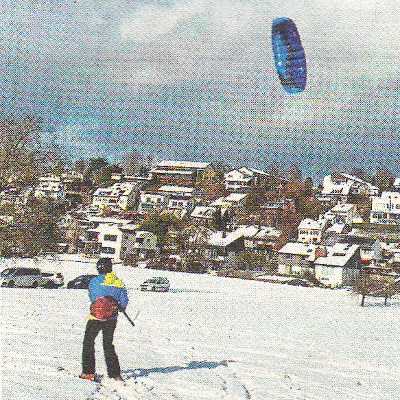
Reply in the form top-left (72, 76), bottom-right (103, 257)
top-left (84, 220), bottom-right (158, 262)
top-left (277, 243), bottom-right (325, 275)
top-left (320, 173), bottom-right (379, 204)
top-left (224, 167), bottom-right (274, 192)
top-left (324, 203), bottom-right (358, 225)
top-left (314, 243), bottom-right (361, 287)
top-left (138, 185), bottom-right (195, 217)
top-left (149, 160), bottom-right (213, 186)
top-left (238, 225), bottom-right (281, 253)
top-left (91, 182), bottom-right (138, 211)
top-left (121, 229), bottom-right (159, 260)
top-left (34, 175), bottom-right (65, 201)
top-left (370, 192), bottom-right (400, 225)
top-left (211, 193), bottom-right (248, 215)
top-left (190, 206), bottom-right (217, 225)
top-left (297, 217), bottom-right (328, 244)
top-left (204, 230), bottom-right (245, 269)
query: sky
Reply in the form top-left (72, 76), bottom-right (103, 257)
top-left (2, 0), bottom-right (400, 180)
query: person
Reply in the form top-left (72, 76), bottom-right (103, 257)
top-left (80, 257), bottom-right (129, 381)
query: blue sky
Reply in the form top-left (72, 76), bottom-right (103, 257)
top-left (2, 0), bottom-right (400, 179)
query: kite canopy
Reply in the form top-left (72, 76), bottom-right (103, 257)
top-left (271, 17), bottom-right (307, 93)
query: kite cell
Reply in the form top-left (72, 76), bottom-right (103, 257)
top-left (271, 17), bottom-right (306, 93)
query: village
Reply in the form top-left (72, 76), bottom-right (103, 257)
top-left (1, 155), bottom-right (400, 294)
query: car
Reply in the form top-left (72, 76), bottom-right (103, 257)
top-left (140, 277), bottom-right (170, 292)
top-left (0, 267), bottom-right (63, 288)
top-left (67, 275), bottom-right (97, 289)
top-left (41, 272), bottom-right (64, 288)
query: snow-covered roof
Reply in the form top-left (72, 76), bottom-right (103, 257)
top-left (326, 223), bottom-right (346, 234)
top-left (278, 242), bottom-right (318, 257)
top-left (212, 193), bottom-right (248, 206)
top-left (330, 203), bottom-right (355, 213)
top-left (298, 218), bottom-right (327, 230)
top-left (207, 230), bottom-right (244, 247)
top-left (150, 169), bottom-right (194, 175)
top-left (158, 185), bottom-right (194, 192)
top-left (155, 160), bottom-right (210, 169)
top-left (315, 243), bottom-right (359, 267)
top-left (191, 206), bottom-right (216, 219)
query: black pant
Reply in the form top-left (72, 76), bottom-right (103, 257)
top-left (82, 318), bottom-right (121, 378)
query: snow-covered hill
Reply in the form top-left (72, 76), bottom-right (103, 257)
top-left (1, 257), bottom-right (399, 399)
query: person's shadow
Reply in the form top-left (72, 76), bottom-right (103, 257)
top-left (123, 360), bottom-right (232, 380)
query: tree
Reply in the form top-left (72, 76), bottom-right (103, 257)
top-left (352, 268), bottom-right (400, 306)
top-left (83, 157), bottom-right (109, 181)
top-left (0, 116), bottom-right (42, 186)
top-left (138, 212), bottom-right (185, 248)
top-left (373, 165), bottom-right (395, 191)
top-left (92, 164), bottom-right (123, 187)
top-left (0, 198), bottom-right (64, 257)
top-left (350, 167), bottom-right (370, 182)
top-left (286, 164), bottom-right (302, 181)
top-left (73, 158), bottom-right (86, 175)
top-left (120, 149), bottom-right (144, 176)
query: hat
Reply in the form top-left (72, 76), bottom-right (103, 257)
top-left (96, 257), bottom-right (113, 274)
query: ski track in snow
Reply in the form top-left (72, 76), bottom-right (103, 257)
top-left (1, 258), bottom-right (400, 399)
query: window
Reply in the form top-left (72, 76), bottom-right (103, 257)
top-left (101, 247), bottom-right (115, 254)
top-left (104, 234), bottom-right (117, 241)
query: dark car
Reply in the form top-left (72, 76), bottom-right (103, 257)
top-left (67, 275), bottom-right (96, 289)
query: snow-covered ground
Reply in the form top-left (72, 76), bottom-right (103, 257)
top-left (1, 257), bottom-right (400, 400)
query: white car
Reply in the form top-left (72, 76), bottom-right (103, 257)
top-left (0, 268), bottom-right (64, 288)
top-left (140, 277), bottom-right (170, 292)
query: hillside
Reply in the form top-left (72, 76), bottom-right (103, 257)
top-left (1, 258), bottom-right (399, 399)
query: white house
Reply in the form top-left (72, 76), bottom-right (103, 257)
top-left (321, 173), bottom-right (379, 203)
top-left (120, 229), bottom-right (159, 260)
top-left (314, 243), bottom-right (361, 287)
top-left (34, 175), bottom-right (65, 201)
top-left (297, 217), bottom-right (328, 244)
top-left (86, 222), bottom-right (158, 262)
top-left (190, 206), bottom-right (217, 224)
top-left (224, 167), bottom-right (271, 192)
top-left (277, 243), bottom-right (323, 275)
top-left (91, 182), bottom-right (138, 211)
top-left (138, 185), bottom-right (195, 217)
top-left (370, 192), bottom-right (400, 225)
top-left (324, 203), bottom-right (358, 225)
top-left (211, 193), bottom-right (248, 214)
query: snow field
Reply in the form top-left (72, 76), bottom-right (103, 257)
top-left (1, 257), bottom-right (400, 399)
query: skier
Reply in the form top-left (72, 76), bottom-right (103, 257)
top-left (80, 257), bottom-right (129, 381)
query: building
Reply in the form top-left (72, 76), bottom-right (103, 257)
top-left (324, 203), bottom-right (358, 225)
top-left (297, 217), bottom-right (328, 244)
top-left (211, 193), bottom-right (248, 215)
top-left (190, 206), bottom-right (217, 225)
top-left (204, 230), bottom-right (245, 269)
top-left (320, 173), bottom-right (379, 204)
top-left (138, 185), bottom-right (195, 217)
top-left (277, 243), bottom-right (324, 275)
top-left (91, 182), bottom-right (138, 211)
top-left (149, 160), bottom-right (213, 186)
top-left (370, 192), bottom-right (400, 225)
top-left (34, 175), bottom-right (65, 201)
top-left (314, 243), bottom-right (361, 287)
top-left (85, 220), bottom-right (158, 262)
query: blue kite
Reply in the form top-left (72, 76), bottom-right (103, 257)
top-left (271, 17), bottom-right (307, 93)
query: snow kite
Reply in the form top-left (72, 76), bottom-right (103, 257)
top-left (271, 17), bottom-right (307, 93)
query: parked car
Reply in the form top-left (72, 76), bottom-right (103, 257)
top-left (40, 272), bottom-right (64, 288)
top-left (0, 267), bottom-right (63, 288)
top-left (67, 275), bottom-right (96, 289)
top-left (140, 277), bottom-right (170, 292)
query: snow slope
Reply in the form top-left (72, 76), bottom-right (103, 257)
top-left (1, 257), bottom-right (400, 400)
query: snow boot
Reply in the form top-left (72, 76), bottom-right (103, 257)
top-left (79, 373), bottom-right (100, 381)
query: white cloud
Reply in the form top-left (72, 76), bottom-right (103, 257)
top-left (119, 0), bottom-right (259, 42)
